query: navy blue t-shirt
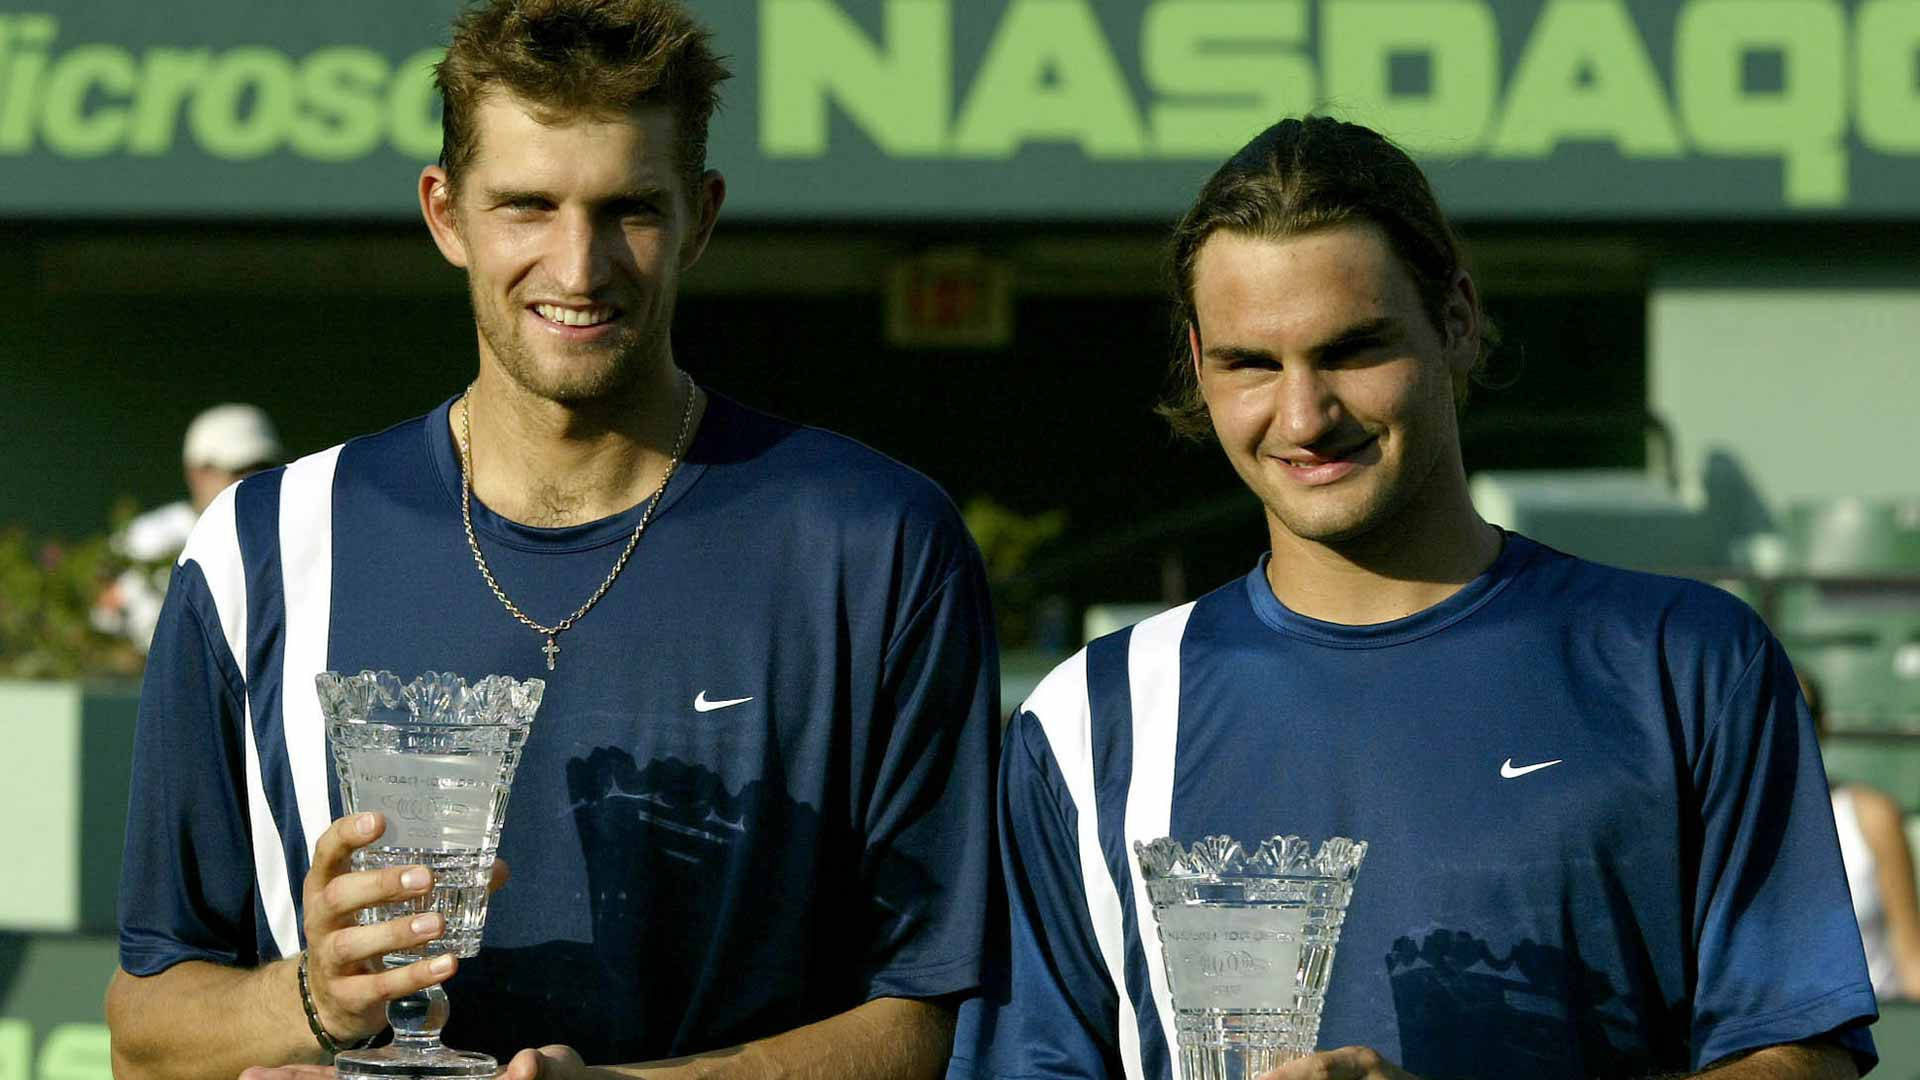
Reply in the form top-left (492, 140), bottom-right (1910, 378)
top-left (951, 534), bottom-right (1876, 1079)
top-left (119, 392), bottom-right (999, 1061)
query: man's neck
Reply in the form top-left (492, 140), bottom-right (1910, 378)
top-left (1263, 489), bottom-right (1503, 627)
top-left (453, 364), bottom-right (704, 529)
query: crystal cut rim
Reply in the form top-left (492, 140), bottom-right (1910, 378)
top-left (1134, 834), bottom-right (1368, 881)
top-left (315, 669), bottom-right (544, 728)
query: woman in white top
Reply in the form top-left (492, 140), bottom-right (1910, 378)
top-left (1808, 671), bottom-right (1920, 999)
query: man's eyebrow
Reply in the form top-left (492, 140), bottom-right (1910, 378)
top-left (1201, 317), bottom-right (1402, 363)
top-left (479, 187), bottom-right (671, 209)
top-left (1201, 343), bottom-right (1277, 363)
top-left (600, 188), bottom-right (671, 208)
top-left (480, 187), bottom-right (552, 206)
top-left (1309, 316), bottom-right (1400, 357)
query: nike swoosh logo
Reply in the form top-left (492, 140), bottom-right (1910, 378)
top-left (1501, 757), bottom-right (1564, 779)
top-left (694, 691), bottom-right (754, 713)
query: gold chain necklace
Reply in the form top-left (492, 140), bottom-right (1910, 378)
top-left (457, 372), bottom-right (697, 670)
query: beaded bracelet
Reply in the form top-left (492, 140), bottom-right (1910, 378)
top-left (297, 951), bottom-right (378, 1057)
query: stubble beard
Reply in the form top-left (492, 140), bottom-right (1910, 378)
top-left (1264, 477), bottom-right (1400, 548)
top-left (1261, 420), bottom-right (1464, 553)
top-left (470, 282), bottom-right (669, 406)
top-left (1252, 433), bottom-right (1418, 549)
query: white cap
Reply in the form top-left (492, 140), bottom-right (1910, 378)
top-left (182, 404), bottom-right (283, 471)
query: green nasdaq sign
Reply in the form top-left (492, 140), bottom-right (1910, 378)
top-left (1, 0), bottom-right (1916, 220)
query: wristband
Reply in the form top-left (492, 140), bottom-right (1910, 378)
top-left (298, 951), bottom-right (378, 1056)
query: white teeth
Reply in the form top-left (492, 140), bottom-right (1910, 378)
top-left (535, 303), bottom-right (614, 327)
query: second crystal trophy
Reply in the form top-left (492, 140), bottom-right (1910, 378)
top-left (316, 669), bottom-right (544, 1078)
top-left (1134, 834), bottom-right (1368, 1080)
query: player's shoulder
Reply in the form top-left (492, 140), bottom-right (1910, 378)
top-left (721, 393), bottom-right (956, 495)
top-left (717, 394), bottom-right (957, 509)
top-left (330, 406), bottom-right (439, 482)
top-left (1004, 647), bottom-right (1093, 791)
top-left (176, 470), bottom-right (263, 569)
top-left (177, 416), bottom-right (394, 569)
top-left (1019, 648), bottom-right (1091, 728)
top-left (1512, 534), bottom-right (1768, 648)
top-left (1015, 600), bottom-right (1201, 735)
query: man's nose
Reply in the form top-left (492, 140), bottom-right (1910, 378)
top-left (549, 210), bottom-right (614, 295)
top-left (1275, 366), bottom-right (1343, 448)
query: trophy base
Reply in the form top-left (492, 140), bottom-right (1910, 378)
top-left (1177, 1008), bottom-right (1323, 1080)
top-left (1180, 1045), bottom-right (1310, 1080)
top-left (334, 1045), bottom-right (497, 1079)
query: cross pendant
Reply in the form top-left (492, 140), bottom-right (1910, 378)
top-left (542, 635), bottom-right (560, 670)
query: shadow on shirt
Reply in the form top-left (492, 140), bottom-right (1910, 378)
top-left (445, 749), bottom-right (818, 1061)
top-left (442, 748), bottom-right (937, 1064)
top-left (1386, 927), bottom-right (1685, 1078)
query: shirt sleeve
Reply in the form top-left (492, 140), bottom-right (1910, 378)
top-left (948, 709), bottom-right (1125, 1080)
top-left (857, 548), bottom-right (1001, 1002)
top-left (1688, 634), bottom-right (1878, 1072)
top-left (117, 558), bottom-right (261, 976)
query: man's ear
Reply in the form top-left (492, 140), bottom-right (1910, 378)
top-left (679, 169), bottom-right (727, 271)
top-left (1188, 323), bottom-right (1204, 382)
top-left (420, 165), bottom-right (470, 269)
top-left (1443, 270), bottom-right (1481, 399)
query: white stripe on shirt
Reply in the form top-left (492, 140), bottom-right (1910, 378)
top-left (280, 446), bottom-right (342, 874)
top-left (1026, 650), bottom-right (1148, 1080)
top-left (180, 484), bottom-right (248, 680)
top-left (1125, 603), bottom-right (1194, 1077)
top-left (181, 483), bottom-right (301, 958)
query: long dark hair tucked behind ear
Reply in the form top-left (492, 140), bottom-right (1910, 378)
top-left (1159, 116), bottom-right (1498, 441)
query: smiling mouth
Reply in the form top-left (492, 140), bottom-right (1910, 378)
top-left (532, 302), bottom-right (621, 328)
top-left (1283, 435), bottom-right (1376, 468)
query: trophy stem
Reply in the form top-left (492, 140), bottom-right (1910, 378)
top-left (336, 968), bottom-right (496, 1079)
top-left (387, 977), bottom-right (453, 1052)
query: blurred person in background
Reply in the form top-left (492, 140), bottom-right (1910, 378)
top-left (949, 115), bottom-right (1874, 1080)
top-left (1805, 669), bottom-right (1920, 1001)
top-left (91, 402), bottom-right (282, 652)
top-left (104, 1), bottom-right (996, 1079)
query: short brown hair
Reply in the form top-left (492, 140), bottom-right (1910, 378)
top-left (1159, 116), bottom-right (1498, 441)
top-left (435, 0), bottom-right (732, 194)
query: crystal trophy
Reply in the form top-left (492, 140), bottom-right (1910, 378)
top-left (1134, 835), bottom-right (1368, 1080)
top-left (316, 670), bottom-right (544, 1078)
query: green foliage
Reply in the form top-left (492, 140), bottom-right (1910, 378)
top-left (963, 496), bottom-right (1070, 650)
top-left (0, 522), bottom-right (144, 680)
top-left (963, 497), bottom-right (1068, 585)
